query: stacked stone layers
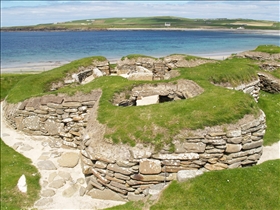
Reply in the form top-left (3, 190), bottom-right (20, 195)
top-left (80, 111), bottom-right (265, 200)
top-left (3, 92), bottom-right (266, 201)
top-left (3, 90), bottom-right (102, 149)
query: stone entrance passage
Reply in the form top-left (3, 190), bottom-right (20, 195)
top-left (113, 79), bottom-right (204, 107)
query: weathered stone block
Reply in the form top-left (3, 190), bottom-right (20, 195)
top-left (88, 189), bottom-right (125, 201)
top-left (62, 102), bottom-right (82, 108)
top-left (131, 173), bottom-right (176, 182)
top-left (204, 163), bottom-right (228, 171)
top-left (226, 129), bottom-right (242, 138)
top-left (161, 160), bottom-right (180, 166)
top-left (114, 173), bottom-right (131, 181)
top-left (177, 170), bottom-right (203, 182)
top-left (107, 164), bottom-right (132, 175)
top-left (225, 144), bottom-right (242, 153)
top-left (183, 142), bottom-right (206, 153)
top-left (152, 153), bottom-right (199, 160)
top-left (94, 160), bottom-right (108, 169)
top-left (45, 119), bottom-right (64, 135)
top-left (139, 159), bottom-right (161, 175)
top-left (58, 152), bottom-right (79, 168)
top-left (129, 149), bottom-right (152, 159)
top-left (127, 192), bottom-right (145, 201)
top-left (23, 116), bottom-right (40, 130)
top-left (243, 140), bottom-right (263, 150)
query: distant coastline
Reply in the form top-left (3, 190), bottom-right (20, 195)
top-left (1, 28), bottom-right (279, 36)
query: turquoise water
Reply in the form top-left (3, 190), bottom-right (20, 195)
top-left (1, 30), bottom-right (279, 69)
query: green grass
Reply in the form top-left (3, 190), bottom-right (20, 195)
top-left (269, 68), bottom-right (280, 79)
top-left (109, 160), bottom-right (280, 210)
top-left (106, 201), bottom-right (144, 210)
top-left (150, 160), bottom-right (280, 210)
top-left (258, 91), bottom-right (280, 145)
top-left (121, 54), bottom-right (158, 61)
top-left (0, 139), bottom-right (41, 210)
top-left (0, 73), bottom-right (33, 101)
top-left (254, 45), bottom-right (280, 54)
top-left (6, 56), bottom-right (105, 103)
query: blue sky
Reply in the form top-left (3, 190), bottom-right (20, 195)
top-left (1, 1), bottom-right (279, 27)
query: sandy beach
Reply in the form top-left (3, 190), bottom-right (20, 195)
top-left (107, 28), bottom-right (280, 36)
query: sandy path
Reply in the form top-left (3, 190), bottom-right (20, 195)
top-left (0, 102), bottom-right (125, 210)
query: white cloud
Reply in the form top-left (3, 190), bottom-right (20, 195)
top-left (1, 1), bottom-right (279, 27)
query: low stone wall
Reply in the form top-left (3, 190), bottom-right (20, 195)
top-left (3, 90), bottom-right (102, 149)
top-left (115, 55), bottom-right (215, 81)
top-left (230, 79), bottom-right (260, 102)
top-left (3, 91), bottom-right (266, 201)
top-left (258, 73), bottom-right (280, 93)
top-left (79, 111), bottom-right (265, 201)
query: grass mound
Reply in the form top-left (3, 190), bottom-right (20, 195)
top-left (254, 45), bottom-right (280, 54)
top-left (0, 73), bottom-right (33, 101)
top-left (4, 55), bottom-right (262, 148)
top-left (0, 139), bottom-right (41, 209)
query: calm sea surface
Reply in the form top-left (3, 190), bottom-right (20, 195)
top-left (1, 30), bottom-right (279, 70)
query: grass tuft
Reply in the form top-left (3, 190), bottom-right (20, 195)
top-left (0, 139), bottom-right (41, 209)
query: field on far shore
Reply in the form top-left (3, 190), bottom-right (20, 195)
top-left (1, 16), bottom-right (279, 31)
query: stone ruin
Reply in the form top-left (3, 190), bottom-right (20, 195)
top-left (3, 88), bottom-right (266, 202)
top-left (113, 79), bottom-right (204, 106)
top-left (2, 52), bottom-right (280, 202)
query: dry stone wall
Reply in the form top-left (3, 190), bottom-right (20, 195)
top-left (3, 90), bottom-right (102, 149)
top-left (3, 90), bottom-right (266, 201)
top-left (115, 55), bottom-right (215, 81)
top-left (79, 111), bottom-right (265, 201)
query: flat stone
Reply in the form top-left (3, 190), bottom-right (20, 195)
top-left (226, 144), bottom-right (242, 153)
top-left (131, 173), bottom-right (176, 182)
top-left (49, 179), bottom-right (65, 189)
top-left (107, 164), bottom-right (133, 175)
top-left (127, 192), bottom-right (145, 201)
top-left (41, 189), bottom-right (55, 197)
top-left (243, 140), bottom-right (263, 150)
top-left (20, 144), bottom-right (34, 151)
top-left (37, 160), bottom-right (57, 170)
top-left (23, 116), bottom-right (40, 130)
top-left (95, 161), bottom-right (108, 169)
top-left (62, 102), bottom-right (82, 107)
top-left (44, 119), bottom-right (64, 135)
top-left (35, 198), bottom-right (53, 206)
top-left (204, 163), bottom-right (228, 171)
top-left (152, 153), bottom-right (199, 160)
top-left (177, 170), bottom-right (204, 182)
top-left (58, 171), bottom-right (72, 181)
top-left (88, 189), bottom-right (125, 202)
top-left (58, 152), bottom-right (79, 168)
top-left (62, 184), bottom-right (79, 197)
top-left (139, 159), bottom-right (161, 175)
top-left (183, 142), bottom-right (206, 153)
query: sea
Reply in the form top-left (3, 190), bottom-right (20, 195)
top-left (1, 30), bottom-right (279, 72)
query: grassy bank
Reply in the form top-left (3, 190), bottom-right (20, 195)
top-left (258, 91), bottom-right (280, 145)
top-left (0, 73), bottom-right (33, 101)
top-left (0, 139), bottom-right (41, 209)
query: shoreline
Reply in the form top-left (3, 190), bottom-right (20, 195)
top-left (1, 28), bottom-right (279, 36)
top-left (1, 53), bottom-right (232, 74)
